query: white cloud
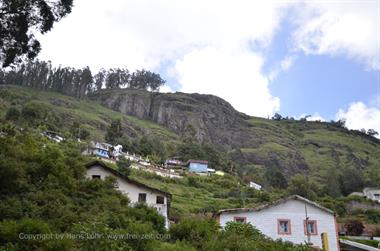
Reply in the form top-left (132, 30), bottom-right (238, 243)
top-left (298, 113), bottom-right (326, 122)
top-left (37, 0), bottom-right (287, 117)
top-left (159, 85), bottom-right (174, 93)
top-left (336, 102), bottom-right (380, 137)
top-left (268, 55), bottom-right (295, 81)
top-left (35, 0), bottom-right (379, 118)
top-left (174, 46), bottom-right (280, 117)
top-left (291, 0), bottom-right (380, 70)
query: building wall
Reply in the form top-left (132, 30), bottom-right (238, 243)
top-left (188, 163), bottom-right (208, 173)
top-left (363, 188), bottom-right (380, 202)
top-left (219, 200), bottom-right (339, 251)
top-left (85, 165), bottom-right (169, 228)
top-left (249, 182), bottom-right (262, 190)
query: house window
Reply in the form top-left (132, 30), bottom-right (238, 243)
top-left (304, 220), bottom-right (318, 235)
top-left (156, 196), bottom-right (165, 204)
top-left (233, 216), bottom-right (247, 223)
top-left (374, 194), bottom-right (380, 200)
top-left (92, 175), bottom-right (101, 180)
top-left (277, 219), bottom-right (291, 235)
top-left (138, 193), bottom-right (147, 203)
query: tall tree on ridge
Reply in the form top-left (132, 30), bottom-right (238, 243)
top-left (0, 0), bottom-right (74, 67)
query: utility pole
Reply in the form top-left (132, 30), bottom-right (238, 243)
top-left (305, 204), bottom-right (311, 245)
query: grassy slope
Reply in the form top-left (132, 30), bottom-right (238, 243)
top-left (0, 85), bottom-right (180, 143)
top-left (244, 117), bottom-right (380, 187)
top-left (3, 85), bottom-right (378, 182)
top-left (128, 169), bottom-right (280, 217)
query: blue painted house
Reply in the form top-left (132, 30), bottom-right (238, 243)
top-left (187, 160), bottom-right (209, 173)
top-left (85, 141), bottom-right (112, 159)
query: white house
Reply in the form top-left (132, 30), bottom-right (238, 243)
top-left (363, 188), bottom-right (380, 203)
top-left (216, 195), bottom-right (340, 251)
top-left (349, 187), bottom-right (380, 203)
top-left (85, 160), bottom-right (172, 228)
top-left (249, 181), bottom-right (262, 190)
top-left (42, 131), bottom-right (64, 143)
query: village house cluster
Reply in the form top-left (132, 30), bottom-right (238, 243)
top-left (83, 141), bottom-right (225, 178)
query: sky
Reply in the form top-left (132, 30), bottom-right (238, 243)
top-left (37, 0), bottom-right (380, 134)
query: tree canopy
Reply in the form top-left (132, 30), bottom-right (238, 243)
top-left (0, 61), bottom-right (166, 96)
top-left (0, 0), bottom-right (74, 67)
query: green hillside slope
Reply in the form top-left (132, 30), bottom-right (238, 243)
top-left (1, 85), bottom-right (380, 232)
top-left (0, 85), bottom-right (181, 148)
top-left (1, 85), bottom-right (380, 198)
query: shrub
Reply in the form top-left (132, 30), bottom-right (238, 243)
top-left (204, 222), bottom-right (314, 251)
top-left (5, 107), bottom-right (20, 121)
top-left (154, 241), bottom-right (196, 251)
top-left (366, 210), bottom-right (380, 224)
top-left (169, 218), bottom-right (219, 249)
top-left (345, 220), bottom-right (365, 236)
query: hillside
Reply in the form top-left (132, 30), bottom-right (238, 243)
top-left (1, 85), bottom-right (380, 198)
top-left (0, 85), bottom-right (181, 147)
top-left (1, 84), bottom-right (380, 236)
top-left (89, 88), bottom-right (380, 195)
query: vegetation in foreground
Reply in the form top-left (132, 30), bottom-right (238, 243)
top-left (0, 127), bottom-right (315, 251)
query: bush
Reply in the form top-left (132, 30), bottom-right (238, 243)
top-left (366, 210), bottom-right (380, 224)
top-left (169, 218), bottom-right (219, 249)
top-left (5, 107), bottom-right (20, 121)
top-left (187, 176), bottom-right (200, 188)
top-left (204, 222), bottom-right (314, 251)
top-left (345, 220), bottom-right (365, 236)
top-left (154, 241), bottom-right (196, 251)
top-left (224, 221), bottom-right (262, 239)
top-left (117, 156), bottom-right (131, 177)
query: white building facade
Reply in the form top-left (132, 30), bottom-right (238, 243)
top-left (363, 187), bottom-right (380, 203)
top-left (85, 161), bottom-right (171, 228)
top-left (216, 195), bottom-right (339, 251)
top-left (249, 181), bottom-right (262, 190)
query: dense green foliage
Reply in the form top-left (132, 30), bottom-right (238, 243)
top-left (0, 1), bottom-right (73, 67)
top-left (170, 220), bottom-right (314, 251)
top-left (0, 127), bottom-right (317, 250)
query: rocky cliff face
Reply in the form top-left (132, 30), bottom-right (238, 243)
top-left (89, 89), bottom-right (253, 149)
top-left (89, 89), bottom-right (313, 175)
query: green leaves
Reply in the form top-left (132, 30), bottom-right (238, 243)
top-left (0, 1), bottom-right (73, 67)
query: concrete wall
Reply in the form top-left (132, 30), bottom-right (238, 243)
top-left (219, 199), bottom-right (339, 251)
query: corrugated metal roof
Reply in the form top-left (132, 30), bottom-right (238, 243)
top-left (216, 195), bottom-right (335, 216)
